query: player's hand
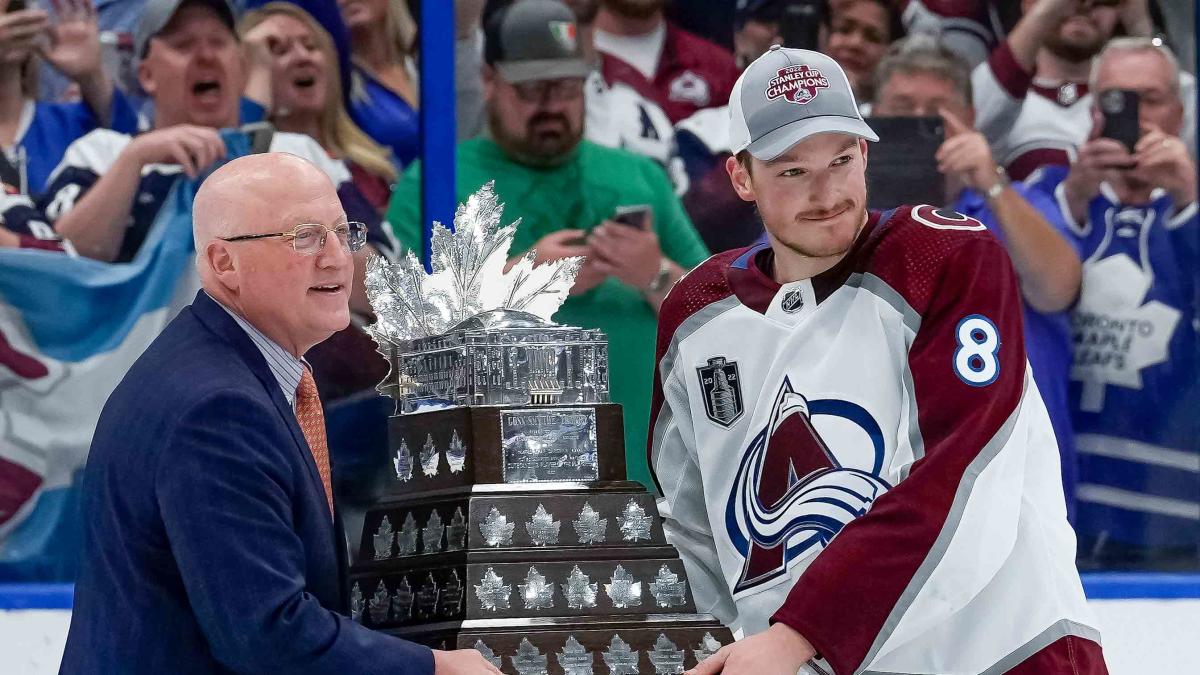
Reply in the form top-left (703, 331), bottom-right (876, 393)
top-left (432, 647), bottom-right (504, 674)
top-left (127, 125), bottom-right (228, 178)
top-left (588, 217), bottom-right (663, 290)
top-left (687, 623), bottom-right (817, 675)
top-left (0, 2), bottom-right (49, 64)
top-left (39, 0), bottom-right (102, 83)
top-left (936, 107), bottom-right (1001, 193)
top-left (1132, 123), bottom-right (1197, 205)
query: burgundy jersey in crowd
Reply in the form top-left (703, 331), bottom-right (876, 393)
top-left (600, 22), bottom-right (741, 124)
top-left (649, 205), bottom-right (1106, 674)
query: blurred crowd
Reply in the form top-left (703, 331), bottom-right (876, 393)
top-left (0, 0), bottom-right (1197, 574)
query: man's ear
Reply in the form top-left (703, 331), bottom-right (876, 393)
top-left (727, 155), bottom-right (757, 203)
top-left (206, 241), bottom-right (240, 292)
top-left (137, 49), bottom-right (157, 96)
top-left (858, 138), bottom-right (869, 169)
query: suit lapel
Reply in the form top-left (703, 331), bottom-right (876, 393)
top-left (189, 291), bottom-right (327, 500)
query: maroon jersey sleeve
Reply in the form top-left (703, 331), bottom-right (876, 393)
top-left (771, 209), bottom-right (1029, 673)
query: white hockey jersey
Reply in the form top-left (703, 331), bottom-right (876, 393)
top-left (649, 206), bottom-right (1105, 674)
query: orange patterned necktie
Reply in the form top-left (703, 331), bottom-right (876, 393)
top-left (296, 368), bottom-right (334, 516)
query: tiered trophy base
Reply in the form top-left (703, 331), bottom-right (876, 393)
top-left (389, 614), bottom-right (731, 673)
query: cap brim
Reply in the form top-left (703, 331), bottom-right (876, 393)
top-left (496, 59), bottom-right (592, 84)
top-left (746, 116), bottom-right (879, 161)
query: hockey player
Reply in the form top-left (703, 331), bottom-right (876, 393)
top-left (649, 46), bottom-right (1106, 675)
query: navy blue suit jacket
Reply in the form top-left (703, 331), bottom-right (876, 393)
top-left (61, 291), bottom-right (433, 674)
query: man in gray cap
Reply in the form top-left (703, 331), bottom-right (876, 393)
top-left (651, 47), bottom-right (1105, 675)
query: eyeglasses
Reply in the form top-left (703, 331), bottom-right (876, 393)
top-left (219, 222), bottom-right (367, 255)
top-left (511, 78), bottom-right (586, 104)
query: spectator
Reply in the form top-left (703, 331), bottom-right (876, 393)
top-left (824, 0), bottom-right (899, 104)
top-left (385, 0), bottom-right (710, 489)
top-left (592, 0), bottom-right (740, 123)
top-left (971, 0), bottom-right (1140, 180)
top-left (0, 0), bottom-right (393, 315)
top-left (1030, 37), bottom-right (1198, 568)
top-left (0, 0), bottom-right (135, 195)
top-left (240, 2), bottom-right (398, 212)
top-left (901, 0), bottom-right (995, 68)
top-left (340, 0), bottom-right (419, 167)
top-left (872, 37), bottom-right (1084, 519)
top-left (734, 1), bottom-right (787, 69)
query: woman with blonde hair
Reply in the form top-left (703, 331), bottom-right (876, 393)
top-left (240, 2), bottom-right (398, 211)
top-left (339, 0), bottom-right (420, 168)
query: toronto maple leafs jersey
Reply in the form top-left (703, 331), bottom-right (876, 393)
top-left (649, 206), bottom-right (1104, 675)
top-left (1030, 168), bottom-right (1200, 552)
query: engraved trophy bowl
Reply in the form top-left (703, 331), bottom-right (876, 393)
top-left (343, 184), bottom-right (733, 672)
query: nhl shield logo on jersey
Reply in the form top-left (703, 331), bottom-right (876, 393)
top-left (765, 64), bottom-right (829, 105)
top-left (697, 356), bottom-right (744, 427)
top-left (781, 288), bottom-right (804, 313)
top-left (726, 377), bottom-right (890, 595)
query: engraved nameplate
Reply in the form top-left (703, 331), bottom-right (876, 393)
top-left (500, 407), bottom-right (599, 483)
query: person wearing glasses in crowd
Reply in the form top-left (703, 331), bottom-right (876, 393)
top-left (0, 0), bottom-right (393, 317)
top-left (63, 152), bottom-right (499, 675)
top-left (386, 0), bottom-right (709, 490)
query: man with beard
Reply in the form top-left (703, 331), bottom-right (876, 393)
top-left (971, 0), bottom-right (1149, 180)
top-left (0, 0), bottom-right (392, 314)
top-left (592, 0), bottom-right (740, 123)
top-left (385, 0), bottom-right (709, 490)
top-left (650, 47), bottom-right (1104, 674)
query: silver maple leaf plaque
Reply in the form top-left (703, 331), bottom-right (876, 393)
top-left (416, 573), bottom-right (440, 619)
top-left (525, 504), bottom-right (561, 546)
top-left (397, 512), bottom-right (419, 555)
top-left (446, 429), bottom-right (467, 473)
top-left (562, 565), bottom-right (599, 609)
top-left (601, 635), bottom-right (640, 675)
top-left (422, 510), bottom-right (444, 554)
top-left (649, 634), bottom-right (685, 674)
top-left (474, 640), bottom-right (503, 668)
top-left (604, 565), bottom-right (642, 609)
top-left (572, 502), bottom-right (607, 544)
top-left (479, 506), bottom-right (515, 547)
top-left (473, 567), bottom-right (512, 611)
top-left (392, 577), bottom-right (414, 621)
top-left (439, 570), bottom-right (463, 617)
top-left (518, 566), bottom-right (555, 610)
top-left (618, 499), bottom-right (653, 542)
top-left (368, 581), bottom-right (390, 624)
top-left (557, 636), bottom-right (594, 675)
top-left (393, 439), bottom-right (412, 481)
top-left (420, 433), bottom-right (439, 477)
top-left (372, 516), bottom-right (394, 560)
top-left (693, 632), bottom-right (723, 664)
top-left (349, 582), bottom-right (363, 622)
top-left (511, 638), bottom-right (549, 675)
top-left (446, 507), bottom-right (468, 551)
top-left (649, 564), bottom-right (688, 608)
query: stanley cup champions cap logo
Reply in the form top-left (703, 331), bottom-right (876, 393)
top-left (765, 64), bottom-right (829, 105)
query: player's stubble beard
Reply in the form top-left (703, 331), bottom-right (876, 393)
top-left (772, 197), bottom-right (869, 262)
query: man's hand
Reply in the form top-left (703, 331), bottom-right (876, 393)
top-left (1062, 118), bottom-right (1134, 221)
top-left (509, 229), bottom-right (601, 295)
top-left (241, 18), bottom-right (283, 112)
top-left (0, 2), bottom-right (49, 64)
top-left (1133, 123), bottom-right (1198, 206)
top-left (127, 126), bottom-right (228, 178)
top-left (432, 647), bottom-right (504, 674)
top-left (936, 108), bottom-right (1002, 193)
top-left (38, 0), bottom-right (102, 83)
top-left (687, 623), bottom-right (817, 675)
top-left (588, 219), bottom-right (664, 290)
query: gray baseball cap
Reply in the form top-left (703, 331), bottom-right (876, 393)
top-left (730, 45), bottom-right (878, 161)
top-left (135, 0), bottom-right (236, 59)
top-left (485, 0), bottom-right (591, 84)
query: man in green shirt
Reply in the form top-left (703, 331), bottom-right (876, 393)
top-left (384, 0), bottom-right (709, 487)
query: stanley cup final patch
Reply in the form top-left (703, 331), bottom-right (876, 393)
top-left (697, 357), bottom-right (744, 427)
top-left (765, 64), bottom-right (829, 105)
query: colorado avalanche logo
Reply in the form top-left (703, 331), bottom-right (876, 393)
top-left (725, 377), bottom-right (890, 594)
top-left (765, 65), bottom-right (829, 105)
